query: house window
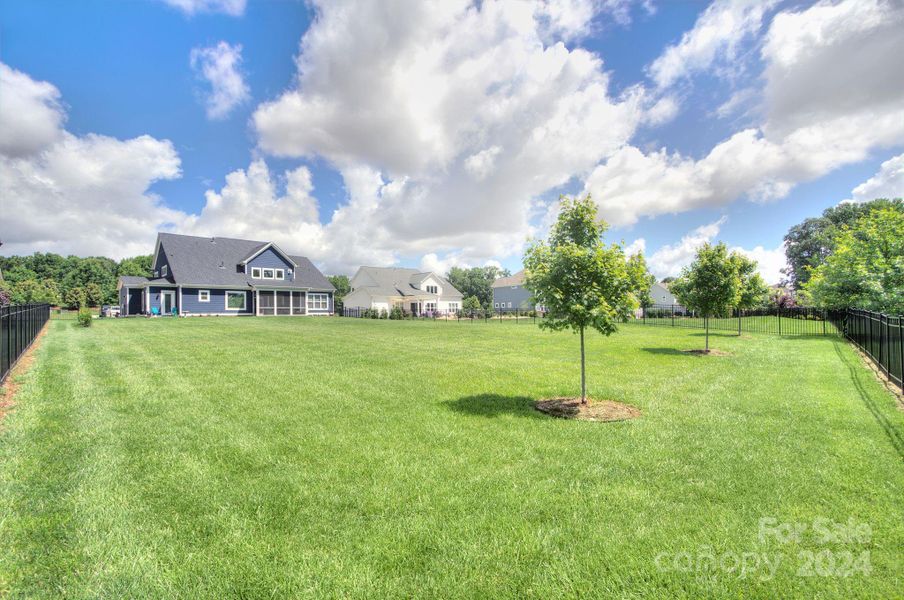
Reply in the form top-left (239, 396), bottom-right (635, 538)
top-left (507, 302), bottom-right (512, 308)
top-left (262, 268), bottom-right (275, 279)
top-left (251, 267), bottom-right (262, 278)
top-left (448, 302), bottom-right (459, 311)
top-left (494, 302), bottom-right (499, 308)
top-left (198, 290), bottom-right (210, 303)
top-left (425, 302), bottom-right (437, 311)
top-left (307, 293), bottom-right (329, 311)
top-left (274, 269), bottom-right (284, 280)
top-left (161, 265), bottom-right (168, 277)
top-left (426, 285), bottom-right (438, 294)
top-left (225, 291), bottom-right (246, 311)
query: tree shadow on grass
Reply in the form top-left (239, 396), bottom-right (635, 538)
top-left (833, 340), bottom-right (904, 460)
top-left (445, 394), bottom-right (546, 419)
top-left (641, 347), bottom-right (700, 356)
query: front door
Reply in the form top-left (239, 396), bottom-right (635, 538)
top-left (410, 302), bottom-right (418, 315)
top-left (161, 291), bottom-right (176, 315)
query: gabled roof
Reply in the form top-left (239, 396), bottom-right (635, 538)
top-left (127, 233), bottom-right (334, 290)
top-left (491, 270), bottom-right (525, 288)
top-left (352, 266), bottom-right (462, 298)
top-left (239, 241), bottom-right (298, 267)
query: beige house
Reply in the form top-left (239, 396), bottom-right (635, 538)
top-left (342, 267), bottom-right (463, 315)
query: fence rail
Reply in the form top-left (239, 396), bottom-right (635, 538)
top-left (845, 309), bottom-right (903, 392)
top-left (637, 304), bottom-right (846, 337)
top-left (341, 306), bottom-right (541, 323)
top-left (1, 303), bottom-right (51, 385)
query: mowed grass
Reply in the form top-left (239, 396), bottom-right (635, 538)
top-left (1, 317), bottom-right (902, 598)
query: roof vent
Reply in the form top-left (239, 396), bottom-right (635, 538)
top-left (218, 261), bottom-right (225, 269)
top-left (210, 237), bottom-right (216, 244)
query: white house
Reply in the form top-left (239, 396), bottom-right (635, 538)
top-left (343, 267), bottom-right (463, 314)
top-left (650, 281), bottom-right (679, 305)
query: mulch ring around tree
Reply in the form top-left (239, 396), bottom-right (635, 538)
top-left (683, 349), bottom-right (731, 356)
top-left (535, 398), bottom-right (640, 422)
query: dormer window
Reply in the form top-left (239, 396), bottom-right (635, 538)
top-left (161, 265), bottom-right (167, 277)
top-left (426, 285), bottom-right (438, 294)
top-left (250, 267), bottom-right (285, 280)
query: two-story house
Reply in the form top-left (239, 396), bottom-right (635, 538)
top-left (342, 267), bottom-right (463, 315)
top-left (491, 270), bottom-right (538, 311)
top-left (117, 233), bottom-right (335, 316)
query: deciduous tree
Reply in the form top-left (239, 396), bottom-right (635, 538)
top-left (524, 195), bottom-right (639, 404)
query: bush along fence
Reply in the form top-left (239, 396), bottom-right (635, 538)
top-left (637, 304), bottom-right (846, 336)
top-left (846, 309), bottom-right (903, 392)
top-left (1, 303), bottom-right (51, 385)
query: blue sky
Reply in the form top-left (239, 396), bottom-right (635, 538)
top-left (2, 0), bottom-right (902, 280)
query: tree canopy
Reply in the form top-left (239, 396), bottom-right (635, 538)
top-left (783, 198), bottom-right (902, 289)
top-left (806, 207), bottom-right (904, 314)
top-left (445, 266), bottom-right (510, 309)
top-left (524, 195), bottom-right (645, 403)
top-left (0, 253), bottom-right (153, 307)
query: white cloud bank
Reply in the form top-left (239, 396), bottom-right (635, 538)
top-left (849, 152), bottom-right (904, 203)
top-left (190, 42), bottom-right (250, 120)
top-left (587, 0), bottom-right (904, 226)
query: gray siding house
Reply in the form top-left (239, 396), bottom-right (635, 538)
top-left (117, 233), bottom-right (335, 316)
top-left (343, 267), bottom-right (463, 315)
top-left (491, 270), bottom-right (538, 311)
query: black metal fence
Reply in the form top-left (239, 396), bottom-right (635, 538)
top-left (637, 304), bottom-right (846, 336)
top-left (1, 303), bottom-right (51, 385)
top-left (341, 306), bottom-right (541, 323)
top-left (845, 309), bottom-right (903, 392)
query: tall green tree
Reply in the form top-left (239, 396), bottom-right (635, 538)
top-left (117, 255), bottom-right (153, 277)
top-left (327, 275), bottom-right (350, 298)
top-left (462, 295), bottom-right (481, 311)
top-left (446, 266), bottom-right (510, 309)
top-left (627, 252), bottom-right (656, 308)
top-left (806, 207), bottom-right (904, 314)
top-left (783, 198), bottom-right (902, 288)
top-left (524, 195), bottom-right (640, 404)
top-left (671, 243), bottom-right (741, 353)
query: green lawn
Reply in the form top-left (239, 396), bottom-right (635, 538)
top-left (1, 317), bottom-right (902, 598)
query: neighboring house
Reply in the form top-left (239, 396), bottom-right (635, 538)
top-left (491, 270), bottom-right (538, 311)
top-left (343, 267), bottom-right (463, 314)
top-left (649, 281), bottom-right (678, 305)
top-left (117, 233), bottom-right (335, 316)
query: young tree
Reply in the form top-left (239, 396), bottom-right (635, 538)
top-left (670, 243), bottom-right (741, 353)
top-left (627, 252), bottom-right (656, 308)
top-left (462, 295), bottom-right (481, 311)
top-left (524, 195), bottom-right (639, 404)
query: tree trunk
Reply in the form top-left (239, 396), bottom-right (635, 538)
top-left (580, 326), bottom-right (587, 404)
top-left (705, 317), bottom-right (710, 352)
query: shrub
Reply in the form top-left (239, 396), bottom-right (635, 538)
top-left (389, 306), bottom-right (404, 320)
top-left (77, 305), bottom-right (93, 327)
top-left (379, 308), bottom-right (388, 319)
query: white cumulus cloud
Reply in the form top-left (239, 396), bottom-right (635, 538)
top-left (849, 153), bottom-right (904, 203)
top-left (190, 42), bottom-right (250, 120)
top-left (160, 0), bottom-right (245, 17)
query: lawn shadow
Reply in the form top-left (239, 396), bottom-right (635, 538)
top-left (833, 340), bottom-right (904, 460)
top-left (445, 394), bottom-right (545, 419)
top-left (641, 347), bottom-right (699, 356)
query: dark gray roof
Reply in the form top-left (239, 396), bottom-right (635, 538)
top-left (352, 266), bottom-right (462, 298)
top-left (119, 276), bottom-right (151, 286)
top-left (119, 233), bottom-right (334, 291)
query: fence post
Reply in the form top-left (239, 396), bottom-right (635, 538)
top-left (778, 308), bottom-right (782, 336)
top-left (899, 317), bottom-right (904, 393)
top-left (823, 310), bottom-right (826, 336)
top-left (671, 304), bottom-right (675, 328)
top-left (738, 308), bottom-right (741, 336)
top-left (642, 305), bottom-right (646, 324)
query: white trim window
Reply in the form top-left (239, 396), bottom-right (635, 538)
top-left (161, 264), bottom-right (168, 277)
top-left (198, 290), bottom-right (210, 303)
top-left (494, 302), bottom-right (499, 308)
top-left (274, 268), bottom-right (284, 280)
top-left (262, 268), bottom-right (275, 279)
top-left (251, 267), bottom-right (262, 279)
top-left (426, 284), bottom-right (438, 294)
top-left (307, 293), bottom-right (329, 311)
top-left (507, 302), bottom-right (512, 308)
top-left (425, 302), bottom-right (437, 312)
top-left (225, 291), bottom-right (246, 311)
top-left (448, 302), bottom-right (459, 311)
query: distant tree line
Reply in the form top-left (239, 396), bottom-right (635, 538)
top-left (0, 253), bottom-right (153, 308)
